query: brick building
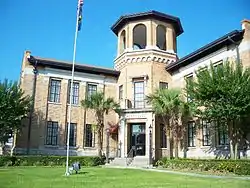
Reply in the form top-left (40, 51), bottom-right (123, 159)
top-left (16, 11), bottom-right (250, 165)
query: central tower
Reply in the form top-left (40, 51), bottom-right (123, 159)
top-left (112, 10), bottom-right (183, 71)
top-left (111, 11), bottom-right (183, 160)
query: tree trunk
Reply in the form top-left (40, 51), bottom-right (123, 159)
top-left (97, 128), bottom-right (102, 157)
top-left (174, 137), bottom-right (179, 158)
top-left (167, 128), bottom-right (171, 159)
top-left (10, 130), bottom-right (17, 157)
top-left (169, 130), bottom-right (174, 159)
top-left (229, 139), bottom-right (234, 159)
top-left (228, 121), bottom-right (234, 159)
top-left (234, 142), bottom-right (238, 160)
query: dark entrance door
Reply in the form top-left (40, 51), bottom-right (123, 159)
top-left (130, 124), bottom-right (146, 156)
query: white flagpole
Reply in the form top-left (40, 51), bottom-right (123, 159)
top-left (65, 0), bottom-right (82, 176)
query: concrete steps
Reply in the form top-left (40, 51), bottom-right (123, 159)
top-left (107, 157), bottom-right (127, 166)
top-left (130, 156), bottom-right (149, 168)
top-left (106, 156), bottom-right (150, 168)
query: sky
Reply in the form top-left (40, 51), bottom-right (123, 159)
top-left (0, 0), bottom-right (250, 81)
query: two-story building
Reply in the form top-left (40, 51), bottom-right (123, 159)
top-left (16, 11), bottom-right (250, 165)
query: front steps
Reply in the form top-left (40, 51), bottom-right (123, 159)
top-left (107, 156), bottom-right (150, 168)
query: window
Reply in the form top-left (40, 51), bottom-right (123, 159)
top-left (119, 85), bottom-right (123, 100)
top-left (87, 84), bottom-right (97, 98)
top-left (160, 124), bottom-right (167, 148)
top-left (85, 124), bottom-right (93, 147)
top-left (218, 128), bottom-right (229, 145)
top-left (49, 79), bottom-right (61, 103)
top-left (202, 120), bottom-right (211, 146)
top-left (134, 81), bottom-right (145, 108)
top-left (159, 82), bottom-right (168, 89)
top-left (156, 25), bottom-right (166, 50)
top-left (46, 121), bottom-right (58, 146)
top-left (120, 30), bottom-right (126, 53)
top-left (65, 123), bottom-right (77, 147)
top-left (185, 74), bottom-right (193, 102)
top-left (214, 61), bottom-right (223, 72)
top-left (133, 24), bottom-right (147, 50)
top-left (68, 81), bottom-right (79, 105)
top-left (188, 122), bottom-right (196, 147)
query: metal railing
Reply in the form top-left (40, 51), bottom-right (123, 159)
top-left (125, 147), bottom-right (135, 166)
top-left (123, 99), bottom-right (151, 109)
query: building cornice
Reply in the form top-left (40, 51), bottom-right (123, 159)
top-left (114, 48), bottom-right (177, 70)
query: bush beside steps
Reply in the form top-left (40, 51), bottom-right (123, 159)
top-left (0, 155), bottom-right (105, 167)
top-left (155, 158), bottom-right (250, 176)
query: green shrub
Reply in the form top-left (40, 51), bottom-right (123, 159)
top-left (0, 155), bottom-right (105, 167)
top-left (155, 158), bottom-right (250, 175)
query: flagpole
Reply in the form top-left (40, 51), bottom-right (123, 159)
top-left (65, 0), bottom-right (82, 176)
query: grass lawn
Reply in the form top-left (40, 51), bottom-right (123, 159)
top-left (0, 167), bottom-right (250, 188)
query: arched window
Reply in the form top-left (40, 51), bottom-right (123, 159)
top-left (156, 25), bottom-right (166, 51)
top-left (133, 24), bottom-right (147, 50)
top-left (120, 30), bottom-right (126, 53)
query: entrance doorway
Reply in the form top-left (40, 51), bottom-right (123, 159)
top-left (129, 123), bottom-right (146, 156)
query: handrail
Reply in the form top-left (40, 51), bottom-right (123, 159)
top-left (125, 99), bottom-right (151, 109)
top-left (125, 147), bottom-right (134, 166)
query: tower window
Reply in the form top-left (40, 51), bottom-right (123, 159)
top-left (134, 81), bottom-right (145, 108)
top-left (120, 30), bottom-right (126, 53)
top-left (156, 25), bottom-right (166, 51)
top-left (133, 24), bottom-right (147, 50)
top-left (119, 85), bottom-right (123, 100)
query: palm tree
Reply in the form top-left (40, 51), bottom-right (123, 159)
top-left (81, 92), bottom-right (120, 157)
top-left (147, 88), bottom-right (192, 158)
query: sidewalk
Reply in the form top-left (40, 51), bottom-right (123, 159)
top-left (102, 165), bottom-right (250, 180)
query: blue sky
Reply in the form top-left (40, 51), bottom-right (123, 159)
top-left (0, 0), bottom-right (249, 81)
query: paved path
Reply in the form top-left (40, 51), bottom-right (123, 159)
top-left (102, 165), bottom-right (250, 180)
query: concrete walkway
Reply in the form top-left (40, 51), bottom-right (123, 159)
top-left (102, 165), bottom-right (250, 180)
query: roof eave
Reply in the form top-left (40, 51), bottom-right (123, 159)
top-left (166, 30), bottom-right (244, 72)
top-left (27, 56), bottom-right (120, 77)
top-left (111, 10), bottom-right (183, 36)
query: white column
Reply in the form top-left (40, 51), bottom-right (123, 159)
top-left (119, 118), bottom-right (125, 158)
top-left (145, 114), bottom-right (153, 157)
top-left (152, 114), bottom-right (155, 160)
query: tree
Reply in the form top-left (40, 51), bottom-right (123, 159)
top-left (186, 61), bottom-right (250, 159)
top-left (81, 92), bottom-right (120, 157)
top-left (147, 88), bottom-right (192, 158)
top-left (0, 79), bottom-right (31, 145)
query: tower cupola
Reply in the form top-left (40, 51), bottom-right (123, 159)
top-left (111, 10), bottom-right (183, 70)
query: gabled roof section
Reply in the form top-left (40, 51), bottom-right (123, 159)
top-left (27, 56), bottom-right (120, 77)
top-left (111, 10), bottom-right (183, 36)
top-left (166, 30), bottom-right (244, 72)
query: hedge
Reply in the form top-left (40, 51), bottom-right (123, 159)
top-left (0, 155), bottom-right (105, 167)
top-left (155, 158), bottom-right (250, 175)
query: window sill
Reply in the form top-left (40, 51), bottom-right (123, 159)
top-left (64, 146), bottom-right (78, 150)
top-left (67, 104), bottom-right (81, 107)
top-left (83, 147), bottom-right (96, 150)
top-left (200, 146), bottom-right (211, 149)
top-left (217, 145), bottom-right (229, 148)
top-left (187, 146), bottom-right (196, 149)
top-left (48, 102), bottom-right (62, 105)
top-left (44, 145), bottom-right (59, 148)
